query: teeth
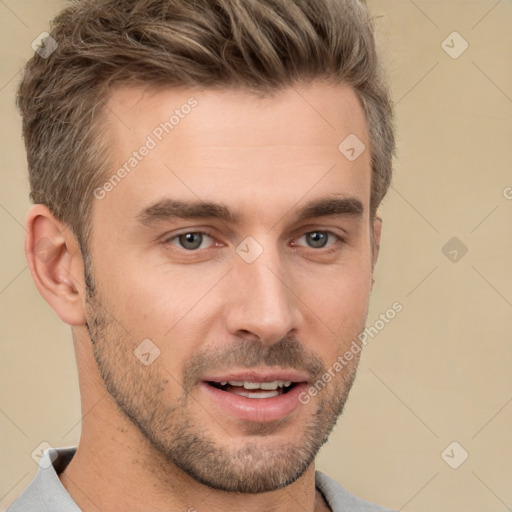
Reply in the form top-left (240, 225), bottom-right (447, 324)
top-left (224, 380), bottom-right (293, 390)
top-left (231, 389), bottom-right (280, 399)
top-left (259, 382), bottom-right (278, 390)
top-left (243, 382), bottom-right (264, 389)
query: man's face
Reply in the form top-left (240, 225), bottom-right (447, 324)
top-left (84, 82), bottom-right (376, 493)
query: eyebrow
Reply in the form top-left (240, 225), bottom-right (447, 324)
top-left (136, 195), bottom-right (364, 226)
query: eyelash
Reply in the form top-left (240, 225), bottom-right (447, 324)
top-left (163, 230), bottom-right (345, 252)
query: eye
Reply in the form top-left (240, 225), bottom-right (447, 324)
top-left (167, 232), bottom-right (215, 250)
top-left (293, 231), bottom-right (341, 249)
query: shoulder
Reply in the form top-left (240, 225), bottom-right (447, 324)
top-left (315, 471), bottom-right (396, 512)
top-left (7, 447), bottom-right (80, 512)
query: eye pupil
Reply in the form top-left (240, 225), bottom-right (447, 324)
top-left (179, 233), bottom-right (203, 250)
top-left (307, 231), bottom-right (328, 248)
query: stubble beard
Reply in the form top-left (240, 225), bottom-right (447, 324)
top-left (83, 264), bottom-right (360, 494)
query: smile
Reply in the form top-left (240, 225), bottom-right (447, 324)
top-left (207, 380), bottom-right (295, 399)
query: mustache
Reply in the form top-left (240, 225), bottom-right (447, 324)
top-left (182, 335), bottom-right (326, 390)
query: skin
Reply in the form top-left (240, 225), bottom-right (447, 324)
top-left (25, 81), bottom-right (381, 512)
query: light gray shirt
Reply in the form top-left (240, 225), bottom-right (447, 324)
top-left (7, 447), bottom-right (395, 512)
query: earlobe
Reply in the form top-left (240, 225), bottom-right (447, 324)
top-left (25, 204), bottom-right (87, 326)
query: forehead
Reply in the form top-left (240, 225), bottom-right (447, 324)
top-left (106, 82), bottom-right (368, 147)
top-left (94, 82), bottom-right (371, 228)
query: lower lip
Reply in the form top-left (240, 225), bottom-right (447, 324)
top-left (200, 382), bottom-right (308, 423)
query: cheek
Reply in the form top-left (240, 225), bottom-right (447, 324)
top-left (301, 261), bottom-right (372, 320)
top-left (97, 257), bottom-right (223, 336)
top-left (296, 263), bottom-right (373, 360)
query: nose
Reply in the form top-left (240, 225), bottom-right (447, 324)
top-left (223, 244), bottom-right (302, 344)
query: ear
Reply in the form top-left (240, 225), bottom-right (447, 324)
top-left (371, 215), bottom-right (382, 281)
top-left (25, 204), bottom-right (87, 326)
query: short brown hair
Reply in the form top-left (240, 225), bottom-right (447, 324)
top-left (17, 0), bottom-right (394, 249)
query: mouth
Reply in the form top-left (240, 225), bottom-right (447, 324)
top-left (207, 380), bottom-right (296, 399)
top-left (200, 370), bottom-right (310, 423)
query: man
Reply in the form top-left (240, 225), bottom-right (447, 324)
top-left (10, 0), bottom-right (395, 510)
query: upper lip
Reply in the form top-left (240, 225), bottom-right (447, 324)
top-left (202, 368), bottom-right (310, 384)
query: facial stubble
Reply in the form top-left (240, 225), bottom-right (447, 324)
top-left (83, 262), bottom-right (360, 494)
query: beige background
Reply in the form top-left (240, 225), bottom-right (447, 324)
top-left (1, 1), bottom-right (511, 511)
